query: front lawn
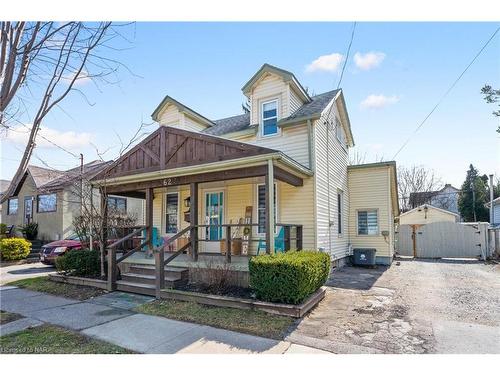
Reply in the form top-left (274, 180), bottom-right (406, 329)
top-left (7, 276), bottom-right (106, 300)
top-left (135, 299), bottom-right (295, 340)
top-left (0, 324), bottom-right (133, 354)
top-left (0, 310), bottom-right (23, 325)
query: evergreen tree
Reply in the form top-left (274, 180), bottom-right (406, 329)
top-left (458, 164), bottom-right (490, 222)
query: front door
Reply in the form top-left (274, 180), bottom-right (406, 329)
top-left (24, 196), bottom-right (33, 224)
top-left (204, 190), bottom-right (224, 253)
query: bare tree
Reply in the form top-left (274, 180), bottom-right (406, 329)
top-left (397, 165), bottom-right (442, 212)
top-left (348, 150), bottom-right (367, 165)
top-left (1, 21), bottom-right (131, 203)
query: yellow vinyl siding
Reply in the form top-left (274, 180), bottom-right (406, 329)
top-left (250, 73), bottom-right (289, 125)
top-left (157, 104), bottom-right (207, 132)
top-left (348, 166), bottom-right (392, 258)
top-left (289, 86), bottom-right (303, 113)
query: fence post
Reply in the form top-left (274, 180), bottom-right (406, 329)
top-left (226, 225), bottom-right (232, 263)
top-left (154, 247), bottom-right (165, 298)
top-left (107, 246), bottom-right (116, 291)
top-left (296, 225), bottom-right (303, 250)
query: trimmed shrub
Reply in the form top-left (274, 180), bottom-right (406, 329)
top-left (249, 251), bottom-right (330, 304)
top-left (55, 249), bottom-right (100, 277)
top-left (0, 238), bottom-right (31, 261)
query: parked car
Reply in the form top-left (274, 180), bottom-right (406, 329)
top-left (40, 234), bottom-right (84, 265)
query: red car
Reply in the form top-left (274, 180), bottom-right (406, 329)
top-left (40, 234), bottom-right (83, 265)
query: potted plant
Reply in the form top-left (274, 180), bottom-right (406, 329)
top-left (18, 222), bottom-right (39, 241)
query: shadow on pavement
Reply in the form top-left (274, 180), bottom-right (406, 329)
top-left (8, 266), bottom-right (55, 275)
top-left (326, 264), bottom-right (389, 290)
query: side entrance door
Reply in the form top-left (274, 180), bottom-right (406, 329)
top-left (24, 196), bottom-right (34, 224)
top-left (203, 190), bottom-right (224, 253)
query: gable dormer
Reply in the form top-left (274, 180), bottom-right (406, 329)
top-left (242, 64), bottom-right (311, 137)
top-left (151, 95), bottom-right (214, 132)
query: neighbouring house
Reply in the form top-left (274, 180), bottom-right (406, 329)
top-left (0, 179), bottom-right (11, 224)
top-left (409, 184), bottom-right (461, 215)
top-left (399, 204), bottom-right (460, 225)
top-left (1, 161), bottom-right (144, 241)
top-left (91, 62), bottom-right (400, 280)
top-left (489, 197), bottom-right (500, 226)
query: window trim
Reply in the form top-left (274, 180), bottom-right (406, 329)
top-left (337, 190), bottom-right (343, 237)
top-left (37, 193), bottom-right (57, 213)
top-left (256, 183), bottom-right (278, 235)
top-left (164, 192), bottom-right (180, 235)
top-left (7, 197), bottom-right (18, 215)
top-left (335, 117), bottom-right (348, 152)
top-left (260, 98), bottom-right (280, 138)
top-left (356, 208), bottom-right (379, 236)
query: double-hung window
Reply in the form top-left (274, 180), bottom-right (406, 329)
top-left (261, 100), bottom-right (278, 136)
top-left (7, 198), bottom-right (18, 215)
top-left (37, 193), bottom-right (57, 213)
top-left (107, 196), bottom-right (127, 212)
top-left (357, 209), bottom-right (378, 235)
top-left (165, 193), bottom-right (179, 234)
top-left (335, 118), bottom-right (347, 149)
top-left (257, 184), bottom-right (277, 234)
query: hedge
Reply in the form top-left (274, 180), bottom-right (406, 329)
top-left (249, 251), bottom-right (330, 304)
top-left (56, 249), bottom-right (100, 277)
top-left (0, 238), bottom-right (31, 261)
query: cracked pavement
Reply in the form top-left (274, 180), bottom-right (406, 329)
top-left (286, 258), bottom-right (500, 354)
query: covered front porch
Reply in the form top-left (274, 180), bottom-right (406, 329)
top-left (92, 126), bottom-right (313, 294)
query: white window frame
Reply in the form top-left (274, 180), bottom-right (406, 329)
top-left (256, 183), bottom-right (278, 235)
top-left (356, 209), bottom-right (379, 236)
top-left (337, 190), bottom-right (343, 236)
top-left (164, 192), bottom-right (180, 235)
top-left (261, 99), bottom-right (279, 138)
top-left (7, 198), bottom-right (18, 215)
top-left (37, 193), bottom-right (57, 213)
top-left (335, 117), bottom-right (347, 151)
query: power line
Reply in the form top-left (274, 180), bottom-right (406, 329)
top-left (392, 26), bottom-right (500, 159)
top-left (337, 22), bottom-right (357, 90)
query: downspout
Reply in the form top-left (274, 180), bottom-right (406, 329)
top-left (307, 119), bottom-right (313, 170)
top-left (326, 119), bottom-right (332, 254)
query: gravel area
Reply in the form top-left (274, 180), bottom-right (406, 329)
top-left (286, 258), bottom-right (500, 354)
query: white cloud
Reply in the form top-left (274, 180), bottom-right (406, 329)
top-left (306, 53), bottom-right (344, 73)
top-left (354, 51), bottom-right (386, 71)
top-left (63, 70), bottom-right (91, 85)
top-left (360, 94), bottom-right (400, 110)
top-left (4, 125), bottom-right (93, 149)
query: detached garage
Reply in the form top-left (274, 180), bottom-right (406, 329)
top-left (399, 204), bottom-right (459, 225)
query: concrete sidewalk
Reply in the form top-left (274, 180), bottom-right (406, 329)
top-left (0, 287), bottom-right (328, 354)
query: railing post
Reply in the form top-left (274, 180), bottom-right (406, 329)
top-left (146, 188), bottom-right (154, 257)
top-left (107, 246), bottom-right (116, 291)
top-left (296, 225), bottom-right (303, 250)
top-left (226, 225), bottom-right (232, 263)
top-left (284, 225), bottom-right (291, 251)
top-left (190, 182), bottom-right (199, 262)
top-left (154, 247), bottom-right (165, 298)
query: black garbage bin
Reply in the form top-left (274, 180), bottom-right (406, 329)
top-left (352, 248), bottom-right (376, 266)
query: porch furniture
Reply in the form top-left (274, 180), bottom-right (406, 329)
top-left (257, 227), bottom-right (285, 255)
top-left (142, 227), bottom-right (163, 248)
top-left (4, 225), bottom-right (15, 238)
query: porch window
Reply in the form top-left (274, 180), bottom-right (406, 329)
top-left (257, 184), bottom-right (277, 234)
top-left (261, 100), bottom-right (278, 136)
top-left (107, 196), bottom-right (127, 213)
top-left (7, 198), bottom-right (18, 215)
top-left (337, 190), bottom-right (343, 235)
top-left (37, 193), bottom-right (57, 213)
top-left (357, 209), bottom-right (378, 235)
top-left (165, 193), bottom-right (179, 234)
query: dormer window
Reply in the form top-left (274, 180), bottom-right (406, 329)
top-left (262, 100), bottom-right (278, 136)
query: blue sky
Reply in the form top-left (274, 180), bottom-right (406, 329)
top-left (1, 22), bottom-right (499, 187)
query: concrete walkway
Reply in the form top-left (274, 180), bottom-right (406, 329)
top-left (0, 287), bottom-right (327, 354)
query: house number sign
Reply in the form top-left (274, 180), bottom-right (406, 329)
top-left (163, 177), bottom-right (178, 186)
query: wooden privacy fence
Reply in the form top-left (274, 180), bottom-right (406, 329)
top-left (396, 222), bottom-right (490, 259)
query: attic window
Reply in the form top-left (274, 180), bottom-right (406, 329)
top-left (335, 118), bottom-right (346, 148)
top-left (262, 100), bottom-right (278, 136)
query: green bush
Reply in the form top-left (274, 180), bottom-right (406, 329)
top-left (55, 249), bottom-right (100, 277)
top-left (18, 222), bottom-right (38, 240)
top-left (0, 238), bottom-right (31, 261)
top-left (249, 251), bottom-right (330, 304)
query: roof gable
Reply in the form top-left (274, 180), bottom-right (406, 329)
top-left (399, 204), bottom-right (460, 218)
top-left (241, 63), bottom-right (311, 103)
top-left (93, 126), bottom-right (278, 181)
top-left (151, 95), bottom-right (215, 127)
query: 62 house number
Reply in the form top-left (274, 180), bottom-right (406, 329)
top-left (163, 177), bottom-right (178, 186)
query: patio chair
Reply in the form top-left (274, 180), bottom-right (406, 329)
top-left (257, 227), bottom-right (285, 255)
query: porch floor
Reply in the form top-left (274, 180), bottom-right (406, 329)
top-left (120, 251), bottom-right (250, 272)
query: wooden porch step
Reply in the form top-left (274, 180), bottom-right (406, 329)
top-left (116, 280), bottom-right (156, 296)
top-left (128, 264), bottom-right (188, 279)
top-left (121, 272), bottom-right (188, 288)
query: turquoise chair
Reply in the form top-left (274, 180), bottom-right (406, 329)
top-left (257, 227), bottom-right (285, 255)
top-left (142, 227), bottom-right (163, 248)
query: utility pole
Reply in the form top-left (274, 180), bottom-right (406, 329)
top-left (471, 181), bottom-right (477, 222)
top-left (489, 174), bottom-right (494, 224)
top-left (80, 154), bottom-right (84, 216)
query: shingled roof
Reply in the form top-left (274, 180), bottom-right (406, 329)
top-left (203, 89), bottom-right (340, 137)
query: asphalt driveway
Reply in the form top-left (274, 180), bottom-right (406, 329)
top-left (0, 262), bottom-right (56, 285)
top-left (286, 258), bottom-right (500, 354)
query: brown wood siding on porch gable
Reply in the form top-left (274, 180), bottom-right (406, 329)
top-left (96, 126), bottom-right (277, 181)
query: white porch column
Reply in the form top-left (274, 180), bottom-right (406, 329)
top-left (266, 159), bottom-right (275, 254)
